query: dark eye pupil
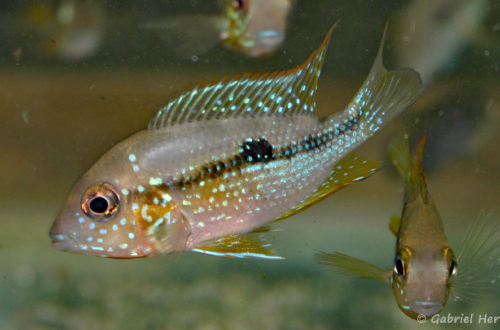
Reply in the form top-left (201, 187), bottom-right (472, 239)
top-left (89, 196), bottom-right (108, 214)
top-left (234, 0), bottom-right (244, 9)
top-left (449, 260), bottom-right (457, 276)
top-left (395, 258), bottom-right (405, 276)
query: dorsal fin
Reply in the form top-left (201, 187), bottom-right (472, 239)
top-left (148, 23), bottom-right (337, 129)
top-left (388, 133), bottom-right (429, 201)
top-left (415, 134), bottom-right (429, 200)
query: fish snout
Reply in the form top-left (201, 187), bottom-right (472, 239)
top-left (411, 301), bottom-right (443, 317)
top-left (49, 220), bottom-right (79, 252)
top-left (49, 228), bottom-right (73, 249)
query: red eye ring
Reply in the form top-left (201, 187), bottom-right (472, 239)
top-left (81, 182), bottom-right (120, 222)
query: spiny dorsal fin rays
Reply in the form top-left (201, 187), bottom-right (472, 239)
top-left (415, 134), bottom-right (429, 201)
top-left (148, 23), bottom-right (337, 129)
top-left (315, 252), bottom-right (391, 283)
top-left (388, 132), bottom-right (426, 201)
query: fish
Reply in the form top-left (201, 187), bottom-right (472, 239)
top-left (49, 24), bottom-right (423, 259)
top-left (221, 0), bottom-right (291, 57)
top-left (141, 0), bottom-right (292, 58)
top-left (398, 83), bottom-right (498, 173)
top-left (24, 0), bottom-right (104, 61)
top-left (315, 134), bottom-right (500, 319)
top-left (392, 0), bottom-right (491, 85)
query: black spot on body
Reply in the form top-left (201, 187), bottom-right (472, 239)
top-left (240, 138), bottom-right (274, 163)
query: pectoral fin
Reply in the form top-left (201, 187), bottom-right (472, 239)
top-left (389, 215), bottom-right (401, 236)
top-left (193, 234), bottom-right (284, 259)
top-left (315, 251), bottom-right (391, 283)
top-left (274, 153), bottom-right (380, 222)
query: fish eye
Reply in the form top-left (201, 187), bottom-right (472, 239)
top-left (449, 259), bottom-right (457, 277)
top-left (394, 256), bottom-right (406, 277)
top-left (233, 0), bottom-right (247, 11)
top-left (81, 183), bottom-right (120, 222)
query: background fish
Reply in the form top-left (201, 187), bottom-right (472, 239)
top-left (141, 0), bottom-right (292, 58)
top-left (392, 0), bottom-right (493, 86)
top-left (24, 0), bottom-right (105, 62)
top-left (49, 24), bottom-right (422, 259)
top-left (398, 83), bottom-right (499, 173)
top-left (315, 134), bottom-right (500, 319)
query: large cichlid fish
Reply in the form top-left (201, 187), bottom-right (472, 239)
top-left (49, 24), bottom-right (423, 259)
top-left (316, 134), bottom-right (500, 319)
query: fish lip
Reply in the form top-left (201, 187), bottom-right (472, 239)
top-left (414, 301), bottom-right (442, 307)
top-left (411, 301), bottom-right (443, 317)
top-left (49, 231), bottom-right (77, 251)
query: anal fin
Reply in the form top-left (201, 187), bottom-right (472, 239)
top-left (274, 153), bottom-right (380, 222)
top-left (193, 233), bottom-right (284, 260)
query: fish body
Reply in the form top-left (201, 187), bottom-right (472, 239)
top-left (142, 0), bottom-right (292, 58)
top-left (400, 84), bottom-right (496, 173)
top-left (221, 0), bottom-right (291, 57)
top-left (388, 135), bottom-right (453, 318)
top-left (316, 134), bottom-right (500, 319)
top-left (25, 0), bottom-right (104, 61)
top-left (50, 25), bottom-right (423, 259)
top-left (393, 0), bottom-right (489, 85)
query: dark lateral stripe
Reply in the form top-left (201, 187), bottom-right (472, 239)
top-left (240, 138), bottom-right (274, 163)
top-left (153, 115), bottom-right (359, 190)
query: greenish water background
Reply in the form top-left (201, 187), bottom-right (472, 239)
top-left (0, 1), bottom-right (499, 329)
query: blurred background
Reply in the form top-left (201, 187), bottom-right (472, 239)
top-left (0, 0), bottom-right (499, 328)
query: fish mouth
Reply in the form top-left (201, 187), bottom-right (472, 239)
top-left (412, 301), bottom-right (443, 316)
top-left (49, 231), bottom-right (78, 252)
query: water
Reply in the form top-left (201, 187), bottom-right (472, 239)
top-left (1, 1), bottom-right (499, 328)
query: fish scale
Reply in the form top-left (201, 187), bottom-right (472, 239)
top-left (49, 24), bottom-right (423, 259)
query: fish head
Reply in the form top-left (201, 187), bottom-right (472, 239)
top-left (391, 246), bottom-right (457, 319)
top-left (49, 147), bottom-right (146, 258)
top-left (222, 0), bottom-right (291, 57)
top-left (49, 134), bottom-right (190, 258)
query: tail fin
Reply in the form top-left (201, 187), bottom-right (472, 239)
top-left (328, 25), bottom-right (423, 137)
top-left (388, 133), bottom-right (428, 200)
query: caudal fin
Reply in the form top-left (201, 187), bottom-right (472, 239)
top-left (329, 26), bottom-right (423, 138)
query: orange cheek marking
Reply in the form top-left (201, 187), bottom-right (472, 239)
top-left (131, 188), bottom-right (176, 229)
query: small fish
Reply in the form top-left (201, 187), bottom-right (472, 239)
top-left (315, 134), bottom-right (500, 319)
top-left (401, 84), bottom-right (498, 173)
top-left (142, 0), bottom-right (292, 58)
top-left (49, 24), bottom-right (422, 259)
top-left (392, 0), bottom-right (491, 85)
top-left (25, 0), bottom-right (104, 61)
top-left (221, 0), bottom-right (292, 57)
